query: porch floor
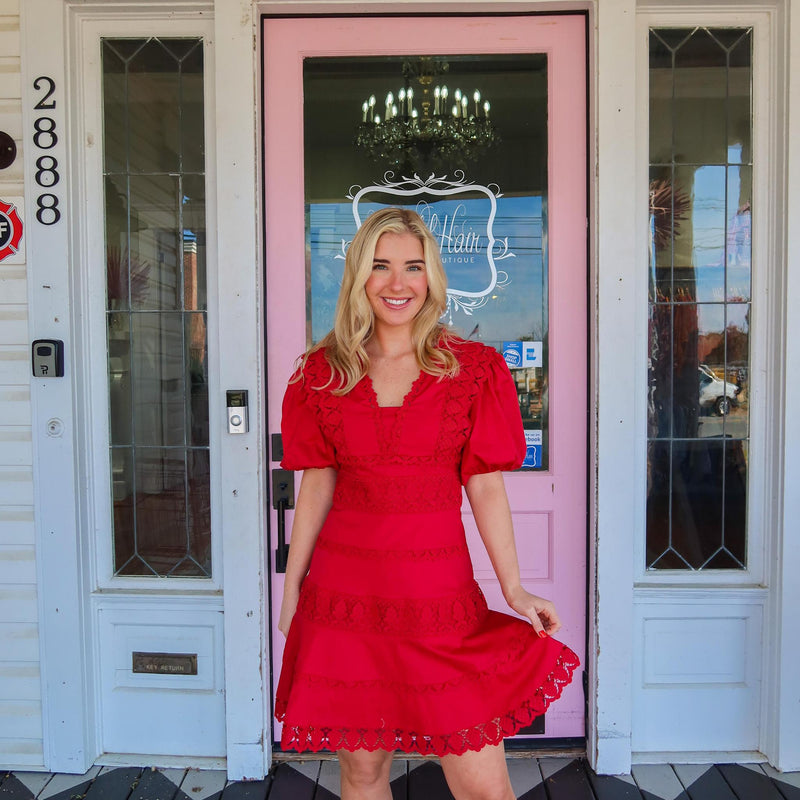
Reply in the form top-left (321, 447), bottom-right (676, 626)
top-left (3, 759), bottom-right (800, 800)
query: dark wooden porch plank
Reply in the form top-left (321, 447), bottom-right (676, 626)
top-left (407, 761), bottom-right (453, 800)
top-left (266, 763), bottom-right (317, 800)
top-left (507, 758), bottom-right (546, 799)
top-left (82, 767), bottom-right (142, 800)
top-left (588, 768), bottom-right (644, 800)
top-left (388, 758), bottom-right (408, 800)
top-left (13, 773), bottom-right (56, 799)
top-left (0, 774), bottom-right (36, 800)
top-left (129, 769), bottom-right (183, 800)
top-left (762, 766), bottom-right (800, 800)
top-left (673, 765), bottom-right (737, 800)
top-left (539, 758), bottom-right (595, 800)
top-left (178, 770), bottom-right (227, 800)
top-left (219, 777), bottom-right (271, 800)
top-left (716, 764), bottom-right (784, 800)
top-left (632, 764), bottom-right (691, 800)
top-left (39, 768), bottom-right (102, 800)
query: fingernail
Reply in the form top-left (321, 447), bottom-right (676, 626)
top-left (538, 630), bottom-right (548, 639)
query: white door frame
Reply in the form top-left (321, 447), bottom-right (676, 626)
top-left (24, 0), bottom-right (269, 778)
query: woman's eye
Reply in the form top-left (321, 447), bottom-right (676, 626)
top-left (372, 263), bottom-right (387, 270)
top-left (407, 265), bottom-right (422, 272)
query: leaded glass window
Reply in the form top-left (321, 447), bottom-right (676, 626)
top-left (646, 28), bottom-right (752, 570)
top-left (103, 38), bottom-right (210, 577)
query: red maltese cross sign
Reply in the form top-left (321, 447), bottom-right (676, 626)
top-left (0, 199), bottom-right (23, 263)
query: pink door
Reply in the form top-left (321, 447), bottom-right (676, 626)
top-left (264, 14), bottom-right (587, 745)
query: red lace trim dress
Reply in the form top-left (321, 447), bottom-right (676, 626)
top-left (275, 339), bottom-right (579, 756)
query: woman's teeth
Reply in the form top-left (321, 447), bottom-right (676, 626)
top-left (384, 298), bottom-right (410, 306)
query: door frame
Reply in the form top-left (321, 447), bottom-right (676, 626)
top-left (24, 0), bottom-right (270, 777)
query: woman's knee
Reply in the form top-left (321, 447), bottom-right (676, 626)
top-left (338, 749), bottom-right (393, 788)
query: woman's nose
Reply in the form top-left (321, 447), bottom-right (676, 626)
top-left (389, 269), bottom-right (406, 290)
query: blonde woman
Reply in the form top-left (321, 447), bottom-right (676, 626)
top-left (276, 208), bottom-right (578, 800)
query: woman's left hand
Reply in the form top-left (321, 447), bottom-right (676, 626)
top-left (504, 585), bottom-right (562, 638)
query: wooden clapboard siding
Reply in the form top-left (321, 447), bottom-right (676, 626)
top-left (0, 0), bottom-right (43, 772)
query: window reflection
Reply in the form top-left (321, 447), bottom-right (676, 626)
top-left (103, 38), bottom-right (210, 577)
top-left (646, 27), bottom-right (752, 570)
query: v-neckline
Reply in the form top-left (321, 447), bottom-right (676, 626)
top-left (363, 370), bottom-right (427, 410)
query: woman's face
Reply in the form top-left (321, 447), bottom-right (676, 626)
top-left (365, 231), bottom-right (428, 332)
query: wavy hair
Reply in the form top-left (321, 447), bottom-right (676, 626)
top-left (299, 207), bottom-right (460, 394)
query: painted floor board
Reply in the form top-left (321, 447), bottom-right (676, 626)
top-left (83, 767), bottom-right (142, 800)
top-left (762, 766), bottom-right (800, 800)
top-left (39, 767), bottom-right (102, 800)
top-left (716, 764), bottom-right (785, 800)
top-left (589, 768), bottom-right (644, 800)
top-left (129, 768), bottom-right (182, 800)
top-left (218, 777), bottom-right (271, 800)
top-left (407, 760), bottom-right (453, 800)
top-left (507, 758), bottom-right (545, 797)
top-left (632, 764), bottom-right (691, 800)
top-left (9, 773), bottom-right (52, 798)
top-left (179, 770), bottom-right (227, 800)
top-left (0, 773), bottom-right (38, 800)
top-left (673, 765), bottom-right (737, 800)
top-left (539, 758), bottom-right (595, 800)
top-left (267, 763), bottom-right (316, 800)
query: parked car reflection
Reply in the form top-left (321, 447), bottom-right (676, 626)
top-left (698, 364), bottom-right (741, 416)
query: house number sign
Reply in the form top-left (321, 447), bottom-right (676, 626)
top-left (31, 76), bottom-right (61, 226)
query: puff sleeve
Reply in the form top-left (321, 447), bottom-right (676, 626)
top-left (460, 349), bottom-right (527, 484)
top-left (280, 370), bottom-right (338, 471)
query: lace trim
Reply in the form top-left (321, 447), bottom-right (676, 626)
top-left (297, 579), bottom-right (488, 636)
top-left (292, 631), bottom-right (533, 694)
top-left (316, 538), bottom-right (469, 562)
top-left (276, 646), bottom-right (580, 756)
top-left (332, 470), bottom-right (463, 513)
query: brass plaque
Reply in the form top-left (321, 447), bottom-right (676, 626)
top-left (132, 651), bottom-right (198, 676)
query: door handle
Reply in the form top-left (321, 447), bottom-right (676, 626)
top-left (272, 468), bottom-right (294, 573)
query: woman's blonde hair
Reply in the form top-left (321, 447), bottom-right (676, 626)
top-left (301, 207), bottom-right (459, 394)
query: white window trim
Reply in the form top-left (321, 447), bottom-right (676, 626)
top-left (634, 8), bottom-right (774, 590)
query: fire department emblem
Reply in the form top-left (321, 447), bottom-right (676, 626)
top-left (0, 199), bottom-right (23, 263)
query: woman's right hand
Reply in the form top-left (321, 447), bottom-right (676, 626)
top-left (278, 586), bottom-right (300, 637)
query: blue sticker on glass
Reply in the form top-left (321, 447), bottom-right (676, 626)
top-left (523, 429), bottom-right (542, 468)
top-left (503, 341), bottom-right (523, 368)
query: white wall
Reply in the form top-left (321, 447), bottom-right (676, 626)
top-left (0, 0), bottom-right (45, 771)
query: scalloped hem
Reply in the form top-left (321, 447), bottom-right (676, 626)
top-left (275, 645), bottom-right (579, 756)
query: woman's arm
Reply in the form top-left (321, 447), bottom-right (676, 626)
top-left (465, 471), bottom-right (562, 637)
top-left (278, 466), bottom-right (337, 636)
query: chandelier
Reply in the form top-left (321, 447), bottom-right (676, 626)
top-left (355, 58), bottom-right (499, 171)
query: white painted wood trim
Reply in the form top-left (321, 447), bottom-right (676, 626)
top-left (213, 0), bottom-right (269, 781)
top-left (591, 0), bottom-right (637, 776)
top-left (21, 0), bottom-right (94, 773)
top-left (772, 0), bottom-right (800, 774)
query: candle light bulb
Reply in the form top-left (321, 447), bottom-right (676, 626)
top-left (392, 104), bottom-right (398, 118)
top-left (362, 100), bottom-right (368, 122)
top-left (369, 95), bottom-right (376, 106)
top-left (474, 90), bottom-right (481, 103)
top-left (442, 86), bottom-right (448, 100)
top-left (461, 95), bottom-right (467, 115)
top-left (452, 105), bottom-right (459, 117)
top-left (454, 88), bottom-right (462, 102)
top-left (386, 92), bottom-right (393, 104)
top-left (412, 109), bottom-right (418, 118)
top-left (483, 101), bottom-right (490, 117)
top-left (434, 86), bottom-right (440, 97)
top-left (374, 114), bottom-right (381, 124)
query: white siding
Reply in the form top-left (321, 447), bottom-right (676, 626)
top-left (0, 0), bottom-right (44, 770)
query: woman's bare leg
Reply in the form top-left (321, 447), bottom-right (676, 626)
top-left (439, 743), bottom-right (515, 800)
top-left (338, 749), bottom-right (394, 800)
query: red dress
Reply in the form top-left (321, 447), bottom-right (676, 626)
top-left (276, 339), bottom-right (579, 755)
